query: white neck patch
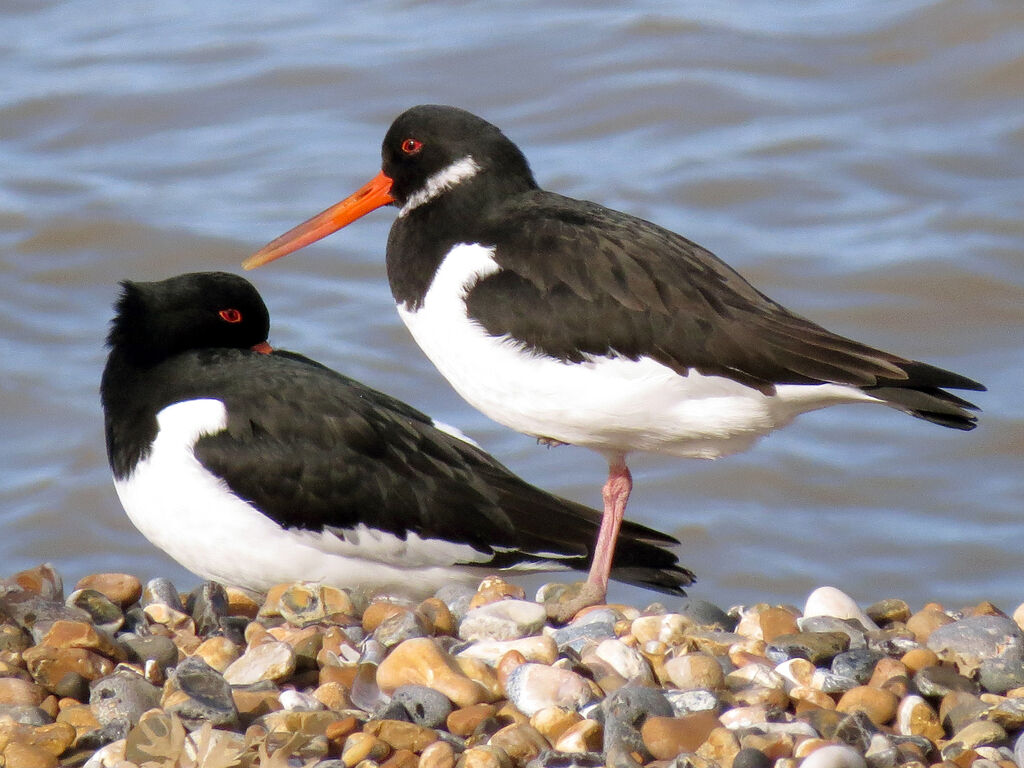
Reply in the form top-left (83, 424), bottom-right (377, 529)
top-left (398, 156), bottom-right (481, 217)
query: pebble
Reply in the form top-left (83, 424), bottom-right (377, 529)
top-left (458, 600), bottom-right (546, 642)
top-left (803, 587), bottom-right (879, 631)
top-left (504, 663), bottom-right (593, 716)
top-left (5, 567), bottom-right (1024, 768)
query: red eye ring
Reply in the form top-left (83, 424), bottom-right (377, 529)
top-left (401, 138), bottom-right (423, 155)
top-left (219, 308), bottom-right (243, 323)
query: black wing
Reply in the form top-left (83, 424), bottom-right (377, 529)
top-left (176, 350), bottom-right (691, 593)
top-left (464, 190), bottom-right (984, 428)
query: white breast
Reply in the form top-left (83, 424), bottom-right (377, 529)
top-left (114, 399), bottom-right (493, 596)
top-left (398, 243), bottom-right (881, 460)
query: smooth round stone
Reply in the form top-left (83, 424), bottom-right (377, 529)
top-left (664, 652), bottom-right (725, 691)
top-left (223, 640), bottom-right (296, 685)
top-left (979, 653), bottom-right (1024, 694)
top-left (504, 663), bottom-right (593, 716)
top-left (119, 633), bottom-right (179, 671)
top-left (733, 746), bottom-right (773, 768)
top-left (192, 635), bottom-right (242, 673)
top-left (945, 719), bottom-right (1007, 752)
top-left (725, 664), bottom-right (786, 692)
top-left (488, 722), bottom-right (548, 764)
top-left (551, 620), bottom-right (616, 653)
top-left (377, 637), bottom-right (492, 708)
top-left (832, 710), bottom-right (878, 752)
top-left (630, 614), bottom-right (691, 646)
top-left (458, 600), bottom-right (546, 642)
top-left (374, 606), bottom-right (431, 648)
top-left (835, 685), bottom-right (898, 726)
top-left (592, 639), bottom-right (653, 684)
top-left (364, 718), bottom-right (439, 752)
top-left (553, 718), bottom-right (602, 752)
top-left (803, 587), bottom-right (878, 631)
top-left (775, 658), bottom-right (815, 691)
top-left (162, 656), bottom-right (238, 729)
top-left (905, 604), bottom-right (955, 643)
top-left (678, 599), bottom-right (735, 631)
top-left (831, 649), bottom-right (883, 684)
top-left (927, 615), bottom-right (1023, 664)
top-left (0, 678), bottom-right (48, 707)
top-left (458, 635), bottom-right (558, 666)
top-left (799, 744), bottom-right (867, 768)
top-left (914, 664), bottom-right (980, 697)
top-left (865, 598), bottom-right (910, 626)
top-left (797, 616), bottom-right (867, 649)
top-left (391, 684), bottom-right (453, 729)
top-left (278, 689), bottom-right (323, 711)
top-left (641, 711), bottom-right (720, 759)
top-left (766, 631), bottom-right (850, 665)
top-left (3, 741), bottom-right (58, 768)
top-left (419, 740), bottom-right (457, 768)
top-left (0, 705), bottom-right (54, 726)
top-left (89, 669), bottom-right (161, 727)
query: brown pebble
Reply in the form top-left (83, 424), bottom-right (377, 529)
top-left (363, 602), bottom-right (411, 633)
top-left (55, 702), bottom-right (99, 739)
top-left (2, 741), bottom-right (58, 768)
top-left (22, 645), bottom-right (114, 693)
top-left (39, 620), bottom-right (121, 659)
top-left (447, 703), bottom-right (498, 738)
top-left (364, 719), bottom-right (438, 752)
top-left (457, 745), bottom-right (512, 768)
top-left (495, 650), bottom-right (527, 690)
top-left (641, 711), bottom-right (721, 759)
top-left (867, 656), bottom-right (907, 687)
top-left (325, 715), bottom-right (360, 749)
top-left (487, 723), bottom-right (548, 764)
top-left (418, 598), bottom-right (455, 635)
top-left (664, 652), bottom-right (725, 691)
top-left (381, 748), bottom-right (419, 768)
top-left (741, 731), bottom-right (793, 759)
top-left (905, 604), bottom-right (954, 643)
top-left (341, 732), bottom-right (390, 765)
top-left (836, 685), bottom-right (898, 726)
top-left (553, 718), bottom-right (602, 752)
top-left (0, 678), bottom-right (48, 707)
top-left (529, 706), bottom-right (581, 743)
top-left (73, 573), bottom-right (142, 608)
top-left (759, 607), bottom-right (800, 642)
top-left (900, 647), bottom-right (939, 673)
top-left (12, 565), bottom-right (62, 601)
top-left (469, 576), bottom-right (525, 609)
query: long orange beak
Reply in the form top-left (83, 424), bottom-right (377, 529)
top-left (243, 170), bottom-right (395, 270)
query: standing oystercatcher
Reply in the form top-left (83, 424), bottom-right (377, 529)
top-left (100, 271), bottom-right (692, 597)
top-left (244, 104), bottom-right (985, 597)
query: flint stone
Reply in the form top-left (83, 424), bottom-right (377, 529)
top-left (141, 577), bottom-right (184, 610)
top-left (913, 665), bottom-right (980, 697)
top-left (458, 600), bottom-right (546, 642)
top-left (186, 581), bottom-right (229, 636)
top-left (798, 616), bottom-right (867, 649)
top-left (551, 621), bottom-right (617, 653)
top-left (119, 633), bottom-right (180, 670)
top-left (766, 631), bottom-right (849, 665)
top-left (678, 599), bottom-right (735, 630)
top-left (831, 649), bottom-right (883, 684)
top-left (90, 669), bottom-right (161, 726)
top-left (165, 656), bottom-right (239, 729)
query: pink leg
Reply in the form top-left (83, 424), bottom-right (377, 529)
top-left (587, 457), bottom-right (632, 598)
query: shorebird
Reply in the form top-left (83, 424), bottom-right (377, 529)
top-left (100, 271), bottom-right (693, 597)
top-left (245, 104), bottom-right (984, 597)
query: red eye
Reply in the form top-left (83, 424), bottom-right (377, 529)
top-left (219, 308), bottom-right (243, 323)
top-left (401, 138), bottom-right (423, 155)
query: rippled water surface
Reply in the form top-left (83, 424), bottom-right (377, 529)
top-left (2, 0), bottom-right (1021, 610)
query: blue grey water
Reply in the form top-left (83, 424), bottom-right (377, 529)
top-left (1, 0), bottom-right (1021, 611)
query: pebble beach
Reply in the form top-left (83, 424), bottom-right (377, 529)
top-left (1, 565), bottom-right (1022, 768)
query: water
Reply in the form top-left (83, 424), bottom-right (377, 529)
top-left (2, 0), bottom-right (1021, 611)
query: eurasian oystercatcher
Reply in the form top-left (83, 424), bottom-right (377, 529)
top-left (244, 104), bottom-right (985, 597)
top-left (100, 271), bottom-right (692, 597)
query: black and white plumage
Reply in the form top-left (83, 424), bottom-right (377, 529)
top-left (245, 104), bottom-right (985, 596)
top-left (100, 271), bottom-right (693, 597)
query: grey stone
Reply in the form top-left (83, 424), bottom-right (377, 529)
top-left (732, 747), bottom-right (772, 768)
top-left (797, 616), bottom-right (867, 649)
top-left (602, 684), bottom-right (673, 762)
top-left (765, 631), bottom-right (849, 665)
top-left (526, 750), bottom-right (604, 768)
top-left (186, 581), bottom-right (229, 636)
top-left (812, 668), bottom-right (859, 694)
top-left (552, 621), bottom-right (616, 654)
top-left (90, 668), bottom-right (162, 727)
top-left (165, 656), bottom-right (239, 729)
top-left (0, 705), bottom-right (54, 726)
top-left (391, 684), bottom-right (453, 729)
top-left (1015, 730), bottom-right (1024, 768)
top-left (979, 652), bottom-right (1024, 694)
top-left (914, 664), bottom-right (980, 697)
top-left (831, 648), bottom-right (883, 684)
top-left (834, 710), bottom-right (878, 753)
top-left (434, 583), bottom-right (476, 623)
top-left (865, 598), bottom-right (911, 626)
top-left (458, 599), bottom-right (546, 641)
top-left (677, 598), bottom-right (734, 630)
top-left (119, 632), bottom-right (180, 670)
top-left (927, 615), bottom-right (1023, 664)
top-left (1, 591), bottom-right (91, 643)
top-left (142, 577), bottom-right (184, 610)
top-left (865, 629), bottom-right (920, 657)
top-left (76, 718), bottom-right (131, 750)
top-left (864, 733), bottom-right (898, 768)
top-left (373, 608), bottom-right (430, 648)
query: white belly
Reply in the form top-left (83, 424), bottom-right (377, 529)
top-left (114, 399), bottom-right (491, 596)
top-left (398, 243), bottom-right (880, 460)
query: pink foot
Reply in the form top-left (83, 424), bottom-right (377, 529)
top-left (587, 458), bottom-right (632, 599)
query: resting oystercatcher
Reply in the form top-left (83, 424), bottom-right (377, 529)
top-left (244, 104), bottom-right (985, 597)
top-left (100, 271), bottom-right (692, 597)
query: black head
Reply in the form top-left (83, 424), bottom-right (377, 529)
top-left (381, 105), bottom-right (538, 208)
top-left (107, 272), bottom-right (270, 365)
